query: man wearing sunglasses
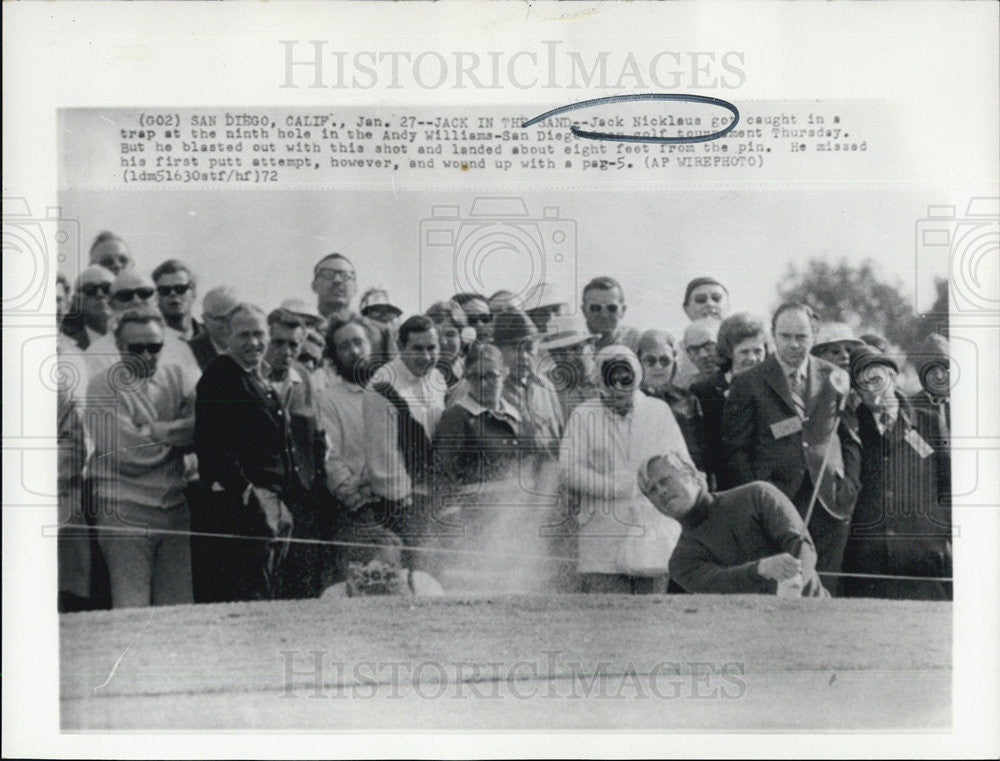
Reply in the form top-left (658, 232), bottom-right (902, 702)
top-left (82, 271), bottom-right (201, 407)
top-left (452, 292), bottom-right (494, 343)
top-left (86, 309), bottom-right (195, 608)
top-left (152, 259), bottom-right (201, 341)
top-left (581, 276), bottom-right (641, 354)
top-left (60, 264), bottom-right (116, 351)
top-left (675, 277), bottom-right (732, 390)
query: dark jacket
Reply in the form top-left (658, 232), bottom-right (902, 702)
top-left (722, 354), bottom-right (858, 520)
top-left (669, 482), bottom-right (825, 596)
top-left (60, 314), bottom-right (95, 351)
top-left (188, 331), bottom-right (219, 372)
top-left (689, 372), bottom-right (730, 487)
top-left (642, 384), bottom-right (707, 476)
top-left (841, 393), bottom-right (951, 600)
top-left (194, 354), bottom-right (296, 496)
top-left (431, 398), bottom-right (521, 487)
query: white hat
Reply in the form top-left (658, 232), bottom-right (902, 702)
top-left (360, 287), bottom-right (402, 317)
top-left (279, 297), bottom-right (324, 322)
top-left (523, 281), bottom-right (569, 312)
top-left (813, 322), bottom-right (863, 350)
top-left (538, 313), bottom-right (595, 351)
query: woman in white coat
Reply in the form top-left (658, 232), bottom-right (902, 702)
top-left (560, 345), bottom-right (692, 593)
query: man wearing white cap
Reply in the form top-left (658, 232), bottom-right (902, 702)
top-left (560, 345), bottom-right (693, 593)
top-left (360, 287), bottom-right (403, 331)
top-left (537, 313), bottom-right (598, 420)
top-left (524, 281), bottom-right (570, 334)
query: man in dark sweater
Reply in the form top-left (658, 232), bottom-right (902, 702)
top-left (638, 452), bottom-right (827, 596)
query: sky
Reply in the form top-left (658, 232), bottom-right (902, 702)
top-left (59, 186), bottom-right (948, 335)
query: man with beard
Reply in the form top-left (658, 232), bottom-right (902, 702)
top-left (317, 315), bottom-right (381, 520)
top-left (363, 315), bottom-right (446, 561)
top-left (87, 309), bottom-right (195, 608)
top-left (311, 252), bottom-right (395, 369)
top-left (195, 304), bottom-right (298, 601)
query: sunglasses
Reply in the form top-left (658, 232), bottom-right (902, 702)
top-left (315, 269), bottom-right (355, 282)
top-left (125, 342), bottom-right (164, 355)
top-left (642, 354), bottom-right (673, 368)
top-left (80, 282), bottom-right (111, 297)
top-left (297, 353), bottom-right (320, 369)
top-left (113, 287), bottom-right (155, 303)
top-left (156, 283), bottom-right (192, 297)
top-left (693, 292), bottom-right (725, 304)
top-left (467, 314), bottom-right (493, 325)
top-left (587, 303), bottom-right (620, 314)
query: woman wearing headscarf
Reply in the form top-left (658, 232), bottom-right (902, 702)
top-left (637, 329), bottom-right (706, 475)
top-left (559, 345), bottom-right (694, 593)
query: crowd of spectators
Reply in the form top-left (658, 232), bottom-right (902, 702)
top-left (56, 231), bottom-right (952, 608)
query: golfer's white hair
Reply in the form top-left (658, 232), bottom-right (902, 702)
top-left (637, 451), bottom-right (702, 495)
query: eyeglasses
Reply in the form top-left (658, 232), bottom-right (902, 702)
top-left (693, 292), bottom-right (725, 305)
top-left (80, 282), bottom-right (111, 297)
top-left (113, 287), bottom-right (155, 303)
top-left (467, 314), bottom-right (493, 325)
top-left (125, 342), bottom-right (164, 355)
top-left (469, 371), bottom-right (504, 382)
top-left (315, 269), bottom-right (356, 282)
top-left (587, 303), bottom-right (620, 314)
top-left (642, 355), bottom-right (673, 368)
top-left (686, 342), bottom-right (717, 355)
top-left (156, 283), bottom-right (192, 297)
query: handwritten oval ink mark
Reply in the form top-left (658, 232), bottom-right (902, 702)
top-left (522, 93), bottom-right (740, 144)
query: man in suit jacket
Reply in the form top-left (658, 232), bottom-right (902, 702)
top-left (194, 304), bottom-right (301, 601)
top-left (722, 303), bottom-right (860, 580)
top-left (187, 286), bottom-right (239, 372)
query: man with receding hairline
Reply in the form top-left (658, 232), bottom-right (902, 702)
top-left (638, 452), bottom-right (825, 596)
top-left (722, 302), bottom-right (860, 585)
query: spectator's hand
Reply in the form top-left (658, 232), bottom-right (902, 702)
top-left (757, 553), bottom-right (802, 582)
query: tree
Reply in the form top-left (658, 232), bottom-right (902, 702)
top-left (776, 258), bottom-right (944, 353)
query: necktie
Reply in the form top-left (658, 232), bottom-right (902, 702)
top-left (879, 408), bottom-right (893, 436)
top-left (788, 371), bottom-right (806, 419)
